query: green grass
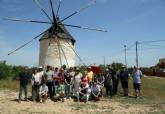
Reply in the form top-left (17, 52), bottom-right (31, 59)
top-left (0, 80), bottom-right (32, 91)
top-left (0, 80), bottom-right (19, 91)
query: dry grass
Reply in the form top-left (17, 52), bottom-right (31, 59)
top-left (0, 76), bottom-right (165, 114)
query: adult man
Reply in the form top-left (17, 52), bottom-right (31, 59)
top-left (31, 68), bottom-right (42, 102)
top-left (104, 69), bottom-right (113, 97)
top-left (96, 73), bottom-right (104, 97)
top-left (18, 67), bottom-right (30, 102)
top-left (132, 66), bottom-right (143, 98)
top-left (39, 82), bottom-right (48, 103)
top-left (90, 81), bottom-right (101, 101)
top-left (38, 66), bottom-right (44, 83)
top-left (44, 66), bottom-right (54, 98)
top-left (64, 69), bottom-right (73, 99)
top-left (120, 68), bottom-right (129, 96)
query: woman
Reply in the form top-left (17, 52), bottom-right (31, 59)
top-left (78, 82), bottom-right (90, 103)
top-left (44, 66), bottom-right (53, 99)
top-left (81, 71), bottom-right (89, 86)
top-left (54, 81), bottom-right (65, 102)
top-left (74, 67), bottom-right (82, 99)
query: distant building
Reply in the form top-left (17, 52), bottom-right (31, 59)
top-left (158, 58), bottom-right (165, 69)
top-left (159, 58), bottom-right (165, 64)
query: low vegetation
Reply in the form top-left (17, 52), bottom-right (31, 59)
top-left (0, 76), bottom-right (164, 114)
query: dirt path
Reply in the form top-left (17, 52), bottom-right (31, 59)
top-left (0, 90), bottom-right (154, 114)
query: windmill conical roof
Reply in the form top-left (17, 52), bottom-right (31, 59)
top-left (39, 21), bottom-right (76, 44)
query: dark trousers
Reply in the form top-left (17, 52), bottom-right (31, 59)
top-left (52, 81), bottom-right (56, 96)
top-left (121, 81), bottom-right (128, 96)
top-left (19, 84), bottom-right (27, 100)
top-left (105, 85), bottom-right (113, 96)
top-left (65, 84), bottom-right (72, 98)
top-left (90, 93), bottom-right (101, 101)
top-left (46, 82), bottom-right (53, 98)
top-left (113, 80), bottom-right (119, 94)
top-left (32, 85), bottom-right (40, 101)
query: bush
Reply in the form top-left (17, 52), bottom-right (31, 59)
top-left (0, 61), bottom-right (27, 80)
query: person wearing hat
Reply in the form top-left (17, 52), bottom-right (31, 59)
top-left (73, 67), bottom-right (83, 99)
top-left (132, 66), bottom-right (143, 98)
top-left (104, 69), bottom-right (113, 97)
top-left (120, 67), bottom-right (129, 96)
top-left (96, 72), bottom-right (105, 98)
top-left (31, 68), bottom-right (42, 102)
top-left (38, 66), bottom-right (44, 83)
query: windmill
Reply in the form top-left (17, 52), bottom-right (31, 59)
top-left (4, 0), bottom-right (107, 68)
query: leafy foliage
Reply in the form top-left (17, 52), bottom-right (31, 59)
top-left (0, 61), bottom-right (26, 80)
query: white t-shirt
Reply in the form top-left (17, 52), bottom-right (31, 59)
top-left (39, 84), bottom-right (48, 94)
top-left (132, 70), bottom-right (143, 84)
top-left (32, 72), bottom-right (42, 85)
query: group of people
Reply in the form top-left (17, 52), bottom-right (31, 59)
top-left (18, 65), bottom-right (143, 103)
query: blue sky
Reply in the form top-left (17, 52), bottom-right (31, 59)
top-left (0, 0), bottom-right (165, 67)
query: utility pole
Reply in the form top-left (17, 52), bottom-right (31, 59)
top-left (124, 45), bottom-right (127, 68)
top-left (136, 41), bottom-right (138, 68)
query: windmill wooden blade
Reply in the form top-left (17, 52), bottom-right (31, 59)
top-left (56, 0), bottom-right (63, 17)
top-left (56, 38), bottom-right (69, 67)
top-left (49, 0), bottom-right (56, 22)
top-left (8, 30), bottom-right (47, 55)
top-left (33, 0), bottom-right (52, 22)
top-left (62, 24), bottom-right (108, 32)
top-left (59, 0), bottom-right (96, 23)
top-left (3, 17), bottom-right (52, 24)
top-left (56, 34), bottom-right (83, 62)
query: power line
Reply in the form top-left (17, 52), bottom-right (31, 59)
top-left (126, 42), bottom-right (136, 50)
top-left (139, 40), bottom-right (165, 44)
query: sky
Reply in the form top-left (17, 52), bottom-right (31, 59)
top-left (0, 0), bottom-right (165, 67)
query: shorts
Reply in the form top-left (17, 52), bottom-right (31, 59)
top-left (134, 83), bottom-right (141, 90)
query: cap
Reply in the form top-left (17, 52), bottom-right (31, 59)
top-left (105, 69), bottom-right (109, 71)
top-left (76, 67), bottom-right (80, 71)
top-left (39, 66), bottom-right (43, 69)
top-left (88, 66), bottom-right (91, 69)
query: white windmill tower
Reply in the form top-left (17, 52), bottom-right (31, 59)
top-left (5, 0), bottom-right (107, 68)
top-left (39, 24), bottom-right (76, 68)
